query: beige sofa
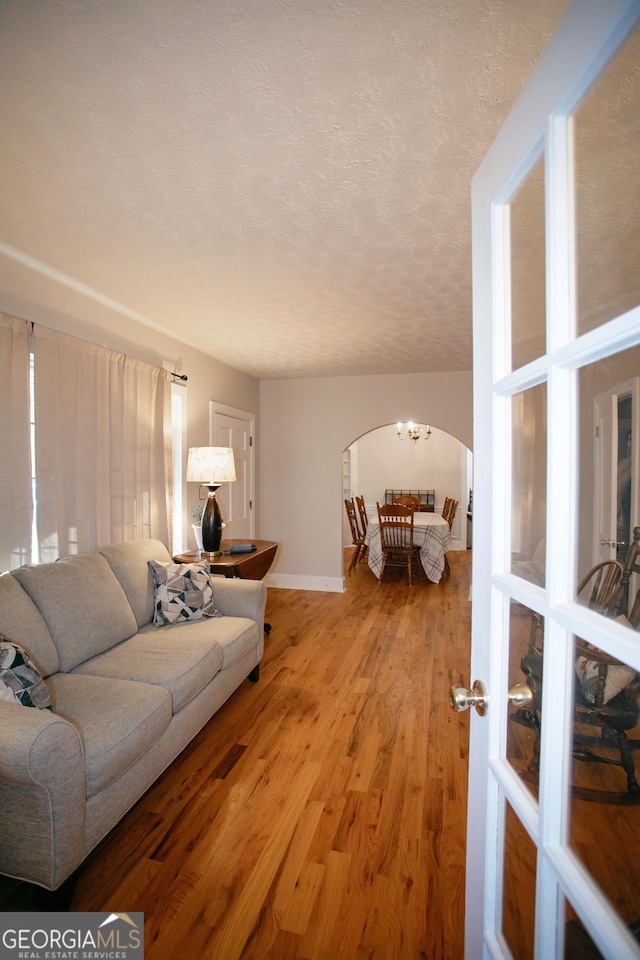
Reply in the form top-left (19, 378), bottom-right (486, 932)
top-left (0, 538), bottom-right (266, 893)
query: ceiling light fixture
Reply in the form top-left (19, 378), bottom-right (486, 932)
top-left (397, 421), bottom-right (431, 442)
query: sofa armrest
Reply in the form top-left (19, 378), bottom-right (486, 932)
top-left (209, 577), bottom-right (267, 629)
top-left (0, 702), bottom-right (86, 890)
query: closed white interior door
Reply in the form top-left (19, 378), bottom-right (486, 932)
top-left (210, 401), bottom-right (255, 539)
top-left (465, 3), bottom-right (640, 959)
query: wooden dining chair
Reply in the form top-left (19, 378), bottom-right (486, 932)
top-left (376, 502), bottom-right (423, 586)
top-left (354, 494), bottom-right (369, 564)
top-left (355, 495), bottom-right (369, 537)
top-left (442, 498), bottom-right (458, 528)
top-left (441, 497), bottom-right (458, 576)
top-left (344, 499), bottom-right (366, 574)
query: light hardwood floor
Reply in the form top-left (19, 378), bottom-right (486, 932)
top-left (1, 549), bottom-right (473, 959)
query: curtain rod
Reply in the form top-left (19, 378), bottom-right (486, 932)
top-left (23, 316), bottom-right (190, 384)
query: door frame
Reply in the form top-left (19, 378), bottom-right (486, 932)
top-left (468, 2), bottom-right (640, 958)
top-left (593, 377), bottom-right (639, 564)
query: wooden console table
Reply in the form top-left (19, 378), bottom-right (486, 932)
top-left (173, 539), bottom-right (278, 580)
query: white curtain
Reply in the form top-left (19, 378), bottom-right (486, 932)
top-left (33, 324), bottom-right (172, 559)
top-left (0, 314), bottom-right (32, 570)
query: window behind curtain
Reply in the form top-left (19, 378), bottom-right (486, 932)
top-left (33, 324), bottom-right (172, 560)
top-left (0, 314), bottom-right (32, 570)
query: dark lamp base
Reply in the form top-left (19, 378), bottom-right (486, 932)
top-left (201, 487), bottom-right (223, 554)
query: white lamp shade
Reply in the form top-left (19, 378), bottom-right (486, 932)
top-left (186, 446), bottom-right (236, 484)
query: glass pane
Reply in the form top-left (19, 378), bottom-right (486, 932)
top-left (511, 383), bottom-right (547, 587)
top-left (568, 632), bottom-right (640, 944)
top-left (511, 156), bottom-right (546, 370)
top-left (564, 900), bottom-right (605, 959)
top-left (575, 22), bottom-right (640, 336)
top-left (502, 800), bottom-right (537, 960)
top-left (507, 599), bottom-right (543, 801)
top-left (577, 346), bottom-right (640, 608)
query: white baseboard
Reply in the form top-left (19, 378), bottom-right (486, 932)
top-left (265, 542), bottom-right (468, 591)
top-left (449, 539), bottom-right (467, 551)
top-left (266, 573), bottom-right (345, 593)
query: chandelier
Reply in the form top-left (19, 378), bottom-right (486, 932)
top-left (397, 421), bottom-right (431, 442)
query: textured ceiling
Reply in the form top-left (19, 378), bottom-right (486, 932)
top-left (0, 0), bottom-right (570, 380)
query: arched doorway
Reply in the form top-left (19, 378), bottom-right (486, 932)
top-left (343, 422), bottom-right (472, 551)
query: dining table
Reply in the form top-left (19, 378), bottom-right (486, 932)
top-left (364, 511), bottom-right (452, 583)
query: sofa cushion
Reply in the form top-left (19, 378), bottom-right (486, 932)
top-left (139, 616), bottom-right (260, 671)
top-left (575, 655), bottom-right (636, 705)
top-left (0, 638), bottom-right (53, 711)
top-left (1, 571), bottom-right (60, 677)
top-left (72, 629), bottom-right (225, 713)
top-left (149, 560), bottom-right (221, 626)
top-left (47, 673), bottom-right (172, 797)
top-left (12, 553), bottom-right (138, 672)
top-left (99, 539), bottom-right (172, 629)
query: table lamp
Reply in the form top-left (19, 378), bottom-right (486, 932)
top-left (186, 447), bottom-right (237, 555)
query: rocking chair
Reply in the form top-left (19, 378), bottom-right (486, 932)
top-left (514, 553), bottom-right (640, 804)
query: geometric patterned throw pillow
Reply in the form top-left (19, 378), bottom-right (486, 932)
top-left (148, 560), bottom-right (222, 627)
top-left (0, 638), bottom-right (53, 710)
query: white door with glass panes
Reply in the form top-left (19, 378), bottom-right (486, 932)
top-left (454, 2), bottom-right (640, 958)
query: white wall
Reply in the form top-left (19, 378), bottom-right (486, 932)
top-left (0, 254), bottom-right (261, 546)
top-left (260, 371), bottom-right (473, 591)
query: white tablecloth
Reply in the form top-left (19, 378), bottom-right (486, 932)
top-left (364, 513), bottom-right (452, 583)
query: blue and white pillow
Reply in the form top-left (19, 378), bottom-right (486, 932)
top-left (0, 638), bottom-right (53, 710)
top-left (148, 560), bottom-right (222, 627)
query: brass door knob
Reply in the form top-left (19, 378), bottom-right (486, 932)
top-left (449, 680), bottom-right (533, 716)
top-left (449, 679), bottom-right (488, 716)
top-left (507, 683), bottom-right (533, 709)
